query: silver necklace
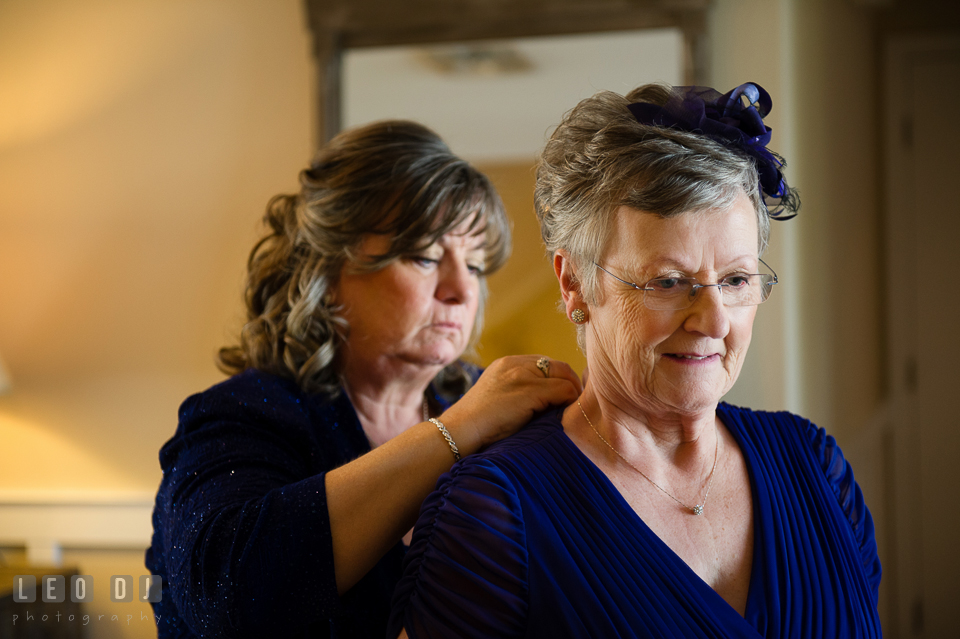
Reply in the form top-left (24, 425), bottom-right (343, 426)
top-left (577, 400), bottom-right (719, 516)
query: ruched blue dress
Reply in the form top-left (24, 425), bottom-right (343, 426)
top-left (389, 404), bottom-right (882, 638)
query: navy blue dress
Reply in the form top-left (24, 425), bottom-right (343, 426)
top-left (146, 368), bottom-right (463, 638)
top-left (389, 404), bottom-right (882, 638)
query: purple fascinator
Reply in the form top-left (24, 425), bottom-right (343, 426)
top-left (628, 83), bottom-right (797, 219)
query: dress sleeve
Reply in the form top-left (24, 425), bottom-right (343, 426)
top-left (388, 458), bottom-right (529, 639)
top-left (153, 390), bottom-right (342, 637)
top-left (806, 424), bottom-right (883, 604)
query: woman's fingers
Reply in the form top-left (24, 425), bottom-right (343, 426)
top-left (541, 358), bottom-right (583, 395)
top-left (442, 355), bottom-right (582, 448)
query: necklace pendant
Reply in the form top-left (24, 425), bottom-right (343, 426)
top-left (692, 504), bottom-right (704, 516)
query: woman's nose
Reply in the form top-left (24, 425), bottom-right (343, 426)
top-left (435, 258), bottom-right (474, 304)
top-left (682, 285), bottom-right (730, 338)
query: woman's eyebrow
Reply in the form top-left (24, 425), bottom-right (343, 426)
top-left (639, 254), bottom-right (757, 274)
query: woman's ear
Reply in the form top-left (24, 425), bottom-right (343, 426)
top-left (554, 250), bottom-right (585, 321)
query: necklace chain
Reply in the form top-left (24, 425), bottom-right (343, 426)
top-left (577, 400), bottom-right (719, 516)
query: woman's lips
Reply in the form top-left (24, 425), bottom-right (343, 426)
top-left (663, 352), bottom-right (721, 362)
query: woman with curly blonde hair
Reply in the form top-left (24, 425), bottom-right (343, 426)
top-left (146, 120), bottom-right (581, 638)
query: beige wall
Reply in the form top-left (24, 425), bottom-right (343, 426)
top-left (0, 0), bottom-right (314, 493)
top-left (791, 0), bottom-right (884, 445)
top-left (0, 1), bottom-right (314, 636)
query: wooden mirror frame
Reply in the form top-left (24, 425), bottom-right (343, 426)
top-left (304, 0), bottom-right (711, 145)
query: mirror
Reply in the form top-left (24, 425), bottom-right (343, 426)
top-left (305, 0), bottom-right (709, 144)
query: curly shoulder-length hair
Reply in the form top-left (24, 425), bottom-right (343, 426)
top-left (536, 82), bottom-right (797, 307)
top-left (218, 120), bottom-right (511, 397)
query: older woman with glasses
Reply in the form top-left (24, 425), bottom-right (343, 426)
top-left (389, 83), bottom-right (881, 638)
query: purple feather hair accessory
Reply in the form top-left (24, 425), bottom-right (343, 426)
top-left (627, 83), bottom-right (797, 219)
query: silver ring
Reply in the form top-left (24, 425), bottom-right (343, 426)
top-left (536, 357), bottom-right (550, 378)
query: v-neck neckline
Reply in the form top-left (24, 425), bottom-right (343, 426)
top-left (551, 404), bottom-right (767, 634)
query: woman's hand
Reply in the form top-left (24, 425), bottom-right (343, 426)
top-left (441, 355), bottom-right (583, 454)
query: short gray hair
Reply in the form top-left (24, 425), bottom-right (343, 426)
top-left (535, 83), bottom-right (769, 306)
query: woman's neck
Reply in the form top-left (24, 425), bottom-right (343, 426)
top-left (575, 382), bottom-right (719, 475)
top-left (340, 363), bottom-right (439, 447)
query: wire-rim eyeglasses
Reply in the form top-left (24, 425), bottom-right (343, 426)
top-left (594, 258), bottom-right (778, 311)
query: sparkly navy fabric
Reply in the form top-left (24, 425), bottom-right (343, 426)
top-left (145, 368), bottom-right (459, 638)
top-left (389, 404), bottom-right (882, 638)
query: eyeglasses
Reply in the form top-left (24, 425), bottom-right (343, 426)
top-left (594, 258), bottom-right (778, 311)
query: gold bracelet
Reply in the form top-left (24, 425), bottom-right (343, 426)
top-left (428, 418), bottom-right (461, 461)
